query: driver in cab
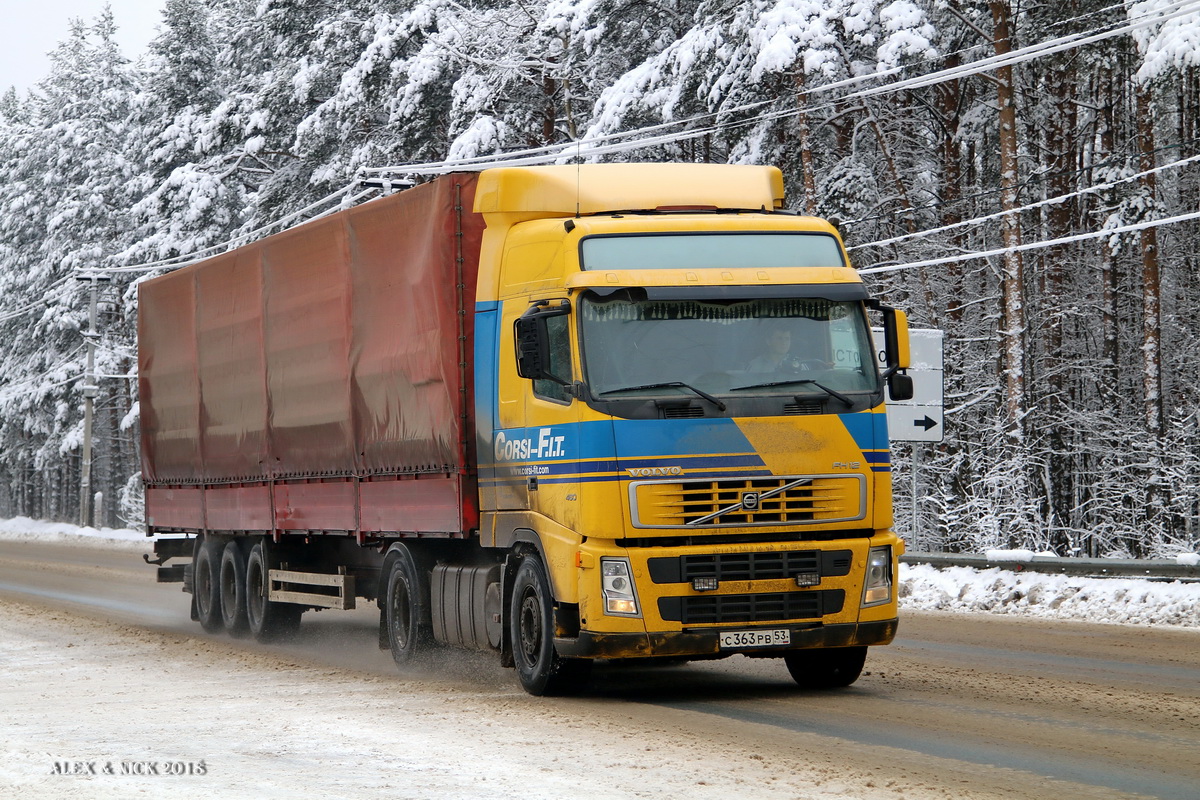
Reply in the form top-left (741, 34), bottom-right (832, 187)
top-left (749, 327), bottom-right (801, 372)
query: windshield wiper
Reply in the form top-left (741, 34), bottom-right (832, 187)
top-left (730, 378), bottom-right (854, 406)
top-left (598, 381), bottom-right (727, 411)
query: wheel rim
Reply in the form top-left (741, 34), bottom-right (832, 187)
top-left (247, 557), bottom-right (265, 626)
top-left (221, 561), bottom-right (238, 611)
top-left (518, 588), bottom-right (542, 663)
top-left (196, 553), bottom-right (213, 615)
top-left (391, 578), bottom-right (410, 650)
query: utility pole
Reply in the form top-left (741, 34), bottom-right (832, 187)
top-left (77, 272), bottom-right (111, 527)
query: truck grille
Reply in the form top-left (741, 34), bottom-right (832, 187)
top-left (647, 549), bottom-right (853, 584)
top-left (631, 474), bottom-right (865, 528)
top-left (658, 589), bottom-right (845, 624)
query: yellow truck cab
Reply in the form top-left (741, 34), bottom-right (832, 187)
top-left (472, 163), bottom-right (911, 693)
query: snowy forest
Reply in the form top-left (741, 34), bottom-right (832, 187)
top-left (0, 0), bottom-right (1197, 558)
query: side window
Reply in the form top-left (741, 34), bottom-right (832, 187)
top-left (533, 313), bottom-right (572, 403)
top-left (827, 309), bottom-right (866, 371)
top-left (828, 315), bottom-right (858, 369)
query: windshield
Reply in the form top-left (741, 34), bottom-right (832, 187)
top-left (579, 292), bottom-right (879, 399)
top-left (580, 233), bottom-right (844, 270)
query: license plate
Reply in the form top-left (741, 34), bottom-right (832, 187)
top-left (719, 629), bottom-right (791, 649)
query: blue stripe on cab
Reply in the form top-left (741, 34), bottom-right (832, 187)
top-left (839, 412), bottom-right (888, 452)
top-left (613, 418), bottom-right (760, 458)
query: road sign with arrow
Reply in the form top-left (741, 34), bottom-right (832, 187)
top-left (871, 328), bottom-right (944, 443)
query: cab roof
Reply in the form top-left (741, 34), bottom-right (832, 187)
top-left (473, 163), bottom-right (785, 220)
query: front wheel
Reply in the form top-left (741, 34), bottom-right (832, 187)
top-left (783, 646), bottom-right (867, 689)
top-left (510, 555), bottom-right (591, 696)
top-left (384, 544), bottom-right (431, 666)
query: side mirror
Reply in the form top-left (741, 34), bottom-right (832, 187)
top-left (867, 299), bottom-right (914, 400)
top-left (884, 308), bottom-right (911, 372)
top-left (514, 301), bottom-right (570, 383)
top-left (515, 315), bottom-right (550, 380)
top-left (887, 372), bottom-right (914, 402)
top-left (868, 300), bottom-right (911, 376)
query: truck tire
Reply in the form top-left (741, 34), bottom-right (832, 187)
top-left (783, 646), bottom-right (867, 689)
top-left (193, 536), bottom-right (223, 633)
top-left (219, 541), bottom-right (250, 638)
top-left (245, 541), bottom-right (301, 642)
top-left (384, 544), bottom-right (431, 666)
top-left (510, 555), bottom-right (591, 696)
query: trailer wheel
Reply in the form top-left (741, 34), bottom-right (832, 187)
top-left (219, 541), bottom-right (250, 638)
top-left (384, 544), bottom-right (431, 666)
top-left (245, 542), bottom-right (301, 642)
top-left (783, 646), bottom-right (867, 689)
top-left (510, 555), bottom-right (591, 696)
top-left (193, 537), bottom-right (223, 633)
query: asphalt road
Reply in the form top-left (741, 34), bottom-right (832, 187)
top-left (1, 538), bottom-right (1196, 799)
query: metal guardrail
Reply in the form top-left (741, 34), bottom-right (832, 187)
top-left (901, 552), bottom-right (1200, 583)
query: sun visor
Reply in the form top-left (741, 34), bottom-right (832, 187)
top-left (581, 283), bottom-right (869, 302)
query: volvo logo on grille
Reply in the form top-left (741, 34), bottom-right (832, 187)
top-left (627, 466), bottom-right (682, 477)
top-left (741, 491), bottom-right (761, 511)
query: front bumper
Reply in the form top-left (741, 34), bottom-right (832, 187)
top-left (554, 618), bottom-right (897, 659)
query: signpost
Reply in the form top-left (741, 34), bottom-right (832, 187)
top-left (872, 328), bottom-right (944, 549)
top-left (874, 328), bottom-right (944, 443)
top-left (77, 271), bottom-right (111, 528)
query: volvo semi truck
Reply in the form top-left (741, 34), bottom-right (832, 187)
top-left (141, 163), bottom-right (913, 695)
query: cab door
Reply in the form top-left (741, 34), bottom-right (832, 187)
top-left (494, 296), bottom-right (581, 529)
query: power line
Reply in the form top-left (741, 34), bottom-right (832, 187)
top-left (848, 150), bottom-right (1200, 253)
top-left (841, 0), bottom-right (1200, 101)
top-left (364, 0), bottom-right (1200, 177)
top-left (7, 0), bottom-right (1192, 287)
top-left (104, 186), bottom-right (378, 274)
top-left (363, 0), bottom-right (1134, 177)
top-left (840, 135), bottom-right (1200, 231)
top-left (0, 275), bottom-right (74, 323)
top-left (859, 207), bottom-right (1200, 275)
top-left (0, 347), bottom-right (86, 401)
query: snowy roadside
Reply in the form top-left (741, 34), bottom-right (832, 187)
top-left (0, 516), bottom-right (155, 551)
top-left (1, 516), bottom-right (1196, 628)
top-left (0, 600), bottom-right (977, 800)
top-left (899, 563), bottom-right (1198, 628)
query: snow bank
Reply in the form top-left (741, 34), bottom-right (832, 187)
top-left (0, 516), bottom-right (153, 551)
top-left (901, 563), bottom-right (1199, 628)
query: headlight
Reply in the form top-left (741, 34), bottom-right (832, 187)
top-left (601, 557), bottom-right (641, 617)
top-left (861, 546), bottom-right (893, 607)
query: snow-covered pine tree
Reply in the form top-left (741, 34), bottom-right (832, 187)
top-left (0, 12), bottom-right (141, 526)
top-left (123, 0), bottom-right (242, 266)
